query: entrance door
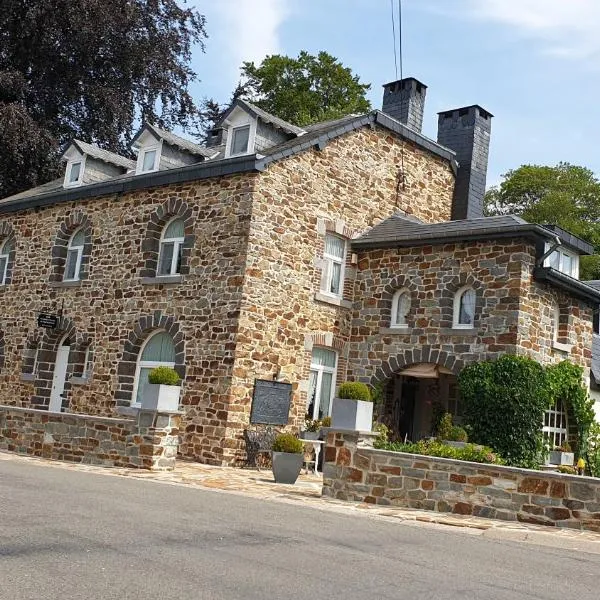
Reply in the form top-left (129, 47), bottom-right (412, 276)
top-left (398, 378), bottom-right (418, 442)
top-left (49, 338), bottom-right (70, 412)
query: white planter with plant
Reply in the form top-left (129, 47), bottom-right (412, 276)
top-left (331, 382), bottom-right (373, 432)
top-left (142, 366), bottom-right (182, 412)
top-left (271, 433), bottom-right (305, 484)
top-left (548, 443), bottom-right (574, 466)
top-left (301, 416), bottom-right (321, 440)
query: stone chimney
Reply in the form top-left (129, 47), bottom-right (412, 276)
top-left (381, 77), bottom-right (427, 133)
top-left (437, 105), bottom-right (493, 220)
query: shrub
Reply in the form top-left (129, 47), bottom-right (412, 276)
top-left (587, 422), bottom-right (600, 478)
top-left (321, 416), bottom-right (331, 428)
top-left (459, 355), bottom-right (550, 468)
top-left (148, 366), bottom-right (181, 386)
top-left (378, 439), bottom-right (504, 465)
top-left (372, 422), bottom-right (390, 448)
top-left (558, 465), bottom-right (577, 475)
top-left (449, 426), bottom-right (468, 442)
top-left (272, 433), bottom-right (304, 454)
top-left (337, 382), bottom-right (372, 401)
top-left (435, 413), bottom-right (468, 442)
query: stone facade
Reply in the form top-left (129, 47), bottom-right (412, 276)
top-left (323, 430), bottom-right (600, 532)
top-left (0, 405), bottom-right (180, 470)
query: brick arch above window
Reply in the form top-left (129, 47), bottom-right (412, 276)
top-left (140, 198), bottom-right (195, 278)
top-left (49, 212), bottom-right (92, 283)
top-left (438, 274), bottom-right (484, 329)
top-left (115, 312), bottom-right (185, 407)
top-left (381, 275), bottom-right (419, 327)
top-left (0, 222), bottom-right (17, 286)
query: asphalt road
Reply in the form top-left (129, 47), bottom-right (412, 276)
top-left (1, 459), bottom-right (598, 600)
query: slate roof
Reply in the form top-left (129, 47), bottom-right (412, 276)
top-left (135, 123), bottom-right (218, 159)
top-left (68, 140), bottom-right (135, 170)
top-left (352, 214), bottom-right (595, 255)
top-left (217, 99), bottom-right (305, 136)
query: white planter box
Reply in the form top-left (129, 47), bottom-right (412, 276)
top-left (548, 451), bottom-right (574, 466)
top-left (331, 398), bottom-right (373, 432)
top-left (141, 384), bottom-right (181, 412)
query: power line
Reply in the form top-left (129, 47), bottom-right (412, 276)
top-left (390, 0), bottom-right (398, 79)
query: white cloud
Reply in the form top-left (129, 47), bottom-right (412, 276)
top-left (214, 0), bottom-right (290, 72)
top-left (464, 0), bottom-right (600, 60)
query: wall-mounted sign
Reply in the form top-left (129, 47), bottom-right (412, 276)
top-left (37, 313), bottom-right (59, 329)
top-left (250, 379), bottom-right (292, 425)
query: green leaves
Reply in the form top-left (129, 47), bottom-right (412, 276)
top-left (239, 51), bottom-right (371, 127)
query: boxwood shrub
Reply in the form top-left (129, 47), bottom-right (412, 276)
top-left (272, 433), bottom-right (304, 454)
top-left (148, 366), bottom-right (181, 386)
top-left (337, 382), bottom-right (372, 401)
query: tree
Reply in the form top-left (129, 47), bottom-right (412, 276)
top-left (0, 0), bottom-right (207, 199)
top-left (200, 51), bottom-right (371, 137)
top-left (484, 163), bottom-right (600, 279)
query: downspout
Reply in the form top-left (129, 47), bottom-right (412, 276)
top-left (537, 234), bottom-right (562, 267)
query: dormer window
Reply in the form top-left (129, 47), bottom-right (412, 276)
top-left (140, 147), bottom-right (159, 173)
top-left (69, 162), bottom-right (82, 184)
top-left (544, 244), bottom-right (579, 279)
top-left (231, 126), bottom-right (250, 155)
top-left (64, 158), bottom-right (85, 188)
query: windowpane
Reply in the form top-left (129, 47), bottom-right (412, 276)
top-left (158, 242), bottom-right (175, 275)
top-left (318, 372), bottom-right (333, 419)
top-left (71, 229), bottom-right (85, 247)
top-left (394, 292), bottom-right (410, 326)
top-left (330, 262), bottom-right (342, 295)
top-left (458, 289), bottom-right (476, 326)
top-left (232, 126), bottom-right (250, 155)
top-left (562, 253), bottom-right (573, 276)
top-left (64, 248), bottom-right (79, 280)
top-left (164, 218), bottom-right (184, 239)
top-left (2, 237), bottom-right (14, 254)
top-left (135, 367), bottom-right (153, 404)
top-left (324, 234), bottom-right (345, 259)
top-left (142, 150), bottom-right (157, 171)
top-left (307, 369), bottom-right (318, 418)
top-left (0, 257), bottom-right (7, 284)
top-left (69, 162), bottom-right (81, 183)
top-left (311, 348), bottom-right (337, 368)
top-left (141, 332), bottom-right (176, 362)
top-left (549, 251), bottom-right (560, 270)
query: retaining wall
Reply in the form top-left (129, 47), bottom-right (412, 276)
top-left (0, 405), bottom-right (180, 470)
top-left (323, 430), bottom-right (600, 532)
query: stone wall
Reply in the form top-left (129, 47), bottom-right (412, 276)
top-left (0, 405), bottom-right (180, 470)
top-left (323, 430), bottom-right (600, 532)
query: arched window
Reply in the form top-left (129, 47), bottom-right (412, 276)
top-left (453, 287), bottom-right (476, 328)
top-left (158, 218), bottom-right (184, 277)
top-left (64, 228), bottom-right (85, 281)
top-left (543, 398), bottom-right (568, 450)
top-left (132, 331), bottom-right (176, 405)
top-left (0, 237), bottom-right (14, 285)
top-left (391, 290), bottom-right (411, 328)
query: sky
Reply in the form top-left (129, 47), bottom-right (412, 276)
top-left (190, 0), bottom-right (600, 187)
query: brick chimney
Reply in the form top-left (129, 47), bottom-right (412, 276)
top-left (381, 78), bottom-right (427, 133)
top-left (437, 105), bottom-right (493, 220)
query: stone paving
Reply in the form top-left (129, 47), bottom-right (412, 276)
top-left (3, 450), bottom-right (600, 554)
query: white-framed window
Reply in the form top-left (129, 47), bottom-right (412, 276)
top-left (307, 347), bottom-right (337, 420)
top-left (82, 346), bottom-right (93, 378)
top-left (545, 245), bottom-right (579, 279)
top-left (132, 331), bottom-right (176, 406)
top-left (543, 398), bottom-right (568, 449)
top-left (391, 289), bottom-right (411, 328)
top-left (63, 228), bottom-right (85, 281)
top-left (141, 148), bottom-right (159, 172)
top-left (453, 286), bottom-right (476, 329)
top-left (230, 125), bottom-right (251, 155)
top-left (157, 218), bottom-right (184, 276)
top-left (0, 237), bottom-right (14, 285)
top-left (321, 234), bottom-right (346, 298)
top-left (64, 158), bottom-right (85, 188)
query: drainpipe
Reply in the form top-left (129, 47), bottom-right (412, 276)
top-left (537, 234), bottom-right (562, 267)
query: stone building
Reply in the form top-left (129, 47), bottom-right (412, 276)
top-left (0, 77), bottom-right (598, 465)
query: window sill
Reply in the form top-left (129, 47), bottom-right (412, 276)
top-left (141, 275), bottom-right (183, 286)
top-left (20, 373), bottom-right (35, 382)
top-left (69, 376), bottom-right (91, 385)
top-left (552, 342), bottom-right (573, 353)
top-left (48, 280), bottom-right (82, 288)
top-left (441, 327), bottom-right (478, 336)
top-left (314, 292), bottom-right (352, 309)
top-left (379, 327), bottom-right (410, 335)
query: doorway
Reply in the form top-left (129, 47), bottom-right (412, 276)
top-left (49, 336), bottom-right (70, 412)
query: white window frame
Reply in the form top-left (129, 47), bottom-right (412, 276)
top-left (157, 217), bottom-right (185, 277)
top-left (82, 346), bottom-right (93, 379)
top-left (131, 331), bottom-right (176, 407)
top-left (543, 398), bottom-right (568, 450)
top-left (0, 237), bottom-right (13, 285)
top-left (224, 112), bottom-right (257, 158)
top-left (544, 244), bottom-right (579, 279)
top-left (64, 156), bottom-right (86, 188)
top-left (453, 286), bottom-right (476, 329)
top-left (63, 228), bottom-right (84, 282)
top-left (307, 348), bottom-right (338, 420)
top-left (321, 234), bottom-right (347, 299)
top-left (136, 141), bottom-right (162, 174)
top-left (391, 289), bottom-right (411, 329)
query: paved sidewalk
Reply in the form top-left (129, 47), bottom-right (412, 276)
top-left (3, 450), bottom-right (600, 554)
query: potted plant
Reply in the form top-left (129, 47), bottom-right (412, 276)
top-left (142, 366), bottom-right (182, 412)
top-left (331, 382), bottom-right (373, 431)
top-left (437, 413), bottom-right (469, 448)
top-left (301, 415), bottom-right (322, 440)
top-left (271, 433), bottom-right (305, 484)
top-left (548, 441), bottom-right (575, 466)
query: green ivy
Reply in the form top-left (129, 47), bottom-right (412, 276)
top-left (458, 355), bottom-right (551, 468)
top-left (587, 422), bottom-right (600, 478)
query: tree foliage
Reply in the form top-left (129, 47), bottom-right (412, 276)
top-left (199, 51), bottom-right (371, 136)
top-left (458, 355), bottom-right (551, 468)
top-left (0, 0), bottom-right (207, 198)
top-left (484, 163), bottom-right (600, 279)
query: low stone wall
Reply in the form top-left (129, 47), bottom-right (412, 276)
top-left (323, 430), bottom-right (600, 532)
top-left (0, 405), bottom-right (180, 470)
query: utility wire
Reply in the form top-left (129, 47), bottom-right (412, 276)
top-left (390, 0), bottom-right (398, 79)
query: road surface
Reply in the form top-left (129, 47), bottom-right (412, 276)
top-left (0, 457), bottom-right (598, 599)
